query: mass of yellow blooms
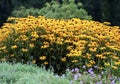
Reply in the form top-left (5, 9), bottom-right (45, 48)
top-left (0, 16), bottom-right (120, 71)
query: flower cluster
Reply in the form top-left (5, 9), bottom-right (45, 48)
top-left (0, 16), bottom-right (120, 75)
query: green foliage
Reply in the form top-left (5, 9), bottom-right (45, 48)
top-left (11, 0), bottom-right (92, 20)
top-left (0, 62), bottom-right (69, 84)
top-left (39, 0), bottom-right (92, 19)
top-left (11, 6), bottom-right (41, 17)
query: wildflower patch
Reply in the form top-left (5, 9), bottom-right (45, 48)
top-left (0, 16), bottom-right (120, 75)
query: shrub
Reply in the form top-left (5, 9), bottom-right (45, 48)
top-left (11, 6), bottom-right (41, 17)
top-left (0, 62), bottom-right (69, 84)
top-left (11, 0), bottom-right (92, 20)
top-left (39, 0), bottom-right (92, 20)
top-left (0, 16), bottom-right (120, 76)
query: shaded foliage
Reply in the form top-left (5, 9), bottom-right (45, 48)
top-left (76, 0), bottom-right (120, 26)
top-left (0, 0), bottom-right (13, 27)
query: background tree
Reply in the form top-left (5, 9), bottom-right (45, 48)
top-left (0, 0), bottom-right (13, 26)
top-left (76, 0), bottom-right (120, 26)
top-left (11, 0), bottom-right (92, 20)
top-left (101, 0), bottom-right (120, 26)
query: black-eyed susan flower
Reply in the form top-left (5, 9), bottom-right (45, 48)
top-left (72, 60), bottom-right (78, 63)
top-left (32, 60), bottom-right (36, 64)
top-left (29, 43), bottom-right (35, 48)
top-left (11, 45), bottom-right (18, 49)
top-left (21, 48), bottom-right (28, 52)
top-left (61, 57), bottom-right (66, 62)
top-left (44, 61), bottom-right (49, 65)
top-left (104, 62), bottom-right (110, 67)
top-left (39, 56), bottom-right (46, 60)
top-left (112, 66), bottom-right (118, 69)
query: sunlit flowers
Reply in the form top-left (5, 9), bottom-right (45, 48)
top-left (61, 57), bottom-right (66, 62)
top-left (44, 61), bottom-right (49, 65)
top-left (11, 45), bottom-right (18, 49)
top-left (0, 16), bottom-right (120, 75)
top-left (21, 48), bottom-right (28, 52)
top-left (39, 56), bottom-right (46, 60)
top-left (29, 43), bottom-right (35, 48)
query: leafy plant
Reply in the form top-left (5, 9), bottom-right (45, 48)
top-left (0, 62), bottom-right (69, 84)
top-left (11, 0), bottom-right (92, 20)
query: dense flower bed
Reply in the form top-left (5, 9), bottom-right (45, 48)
top-left (0, 16), bottom-right (120, 75)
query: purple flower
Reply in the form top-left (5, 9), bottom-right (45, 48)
top-left (110, 77), bottom-right (114, 81)
top-left (88, 68), bottom-right (93, 73)
top-left (90, 72), bottom-right (95, 77)
top-left (118, 78), bottom-right (120, 82)
top-left (94, 65), bottom-right (98, 68)
top-left (98, 75), bottom-right (102, 79)
top-left (75, 68), bottom-right (79, 72)
top-left (96, 81), bottom-right (102, 84)
top-left (71, 68), bottom-right (79, 73)
top-left (73, 73), bottom-right (81, 80)
top-left (110, 80), bottom-right (115, 84)
top-left (82, 65), bottom-right (86, 68)
top-left (80, 81), bottom-right (84, 84)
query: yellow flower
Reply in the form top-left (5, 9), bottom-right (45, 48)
top-left (96, 54), bottom-right (106, 59)
top-left (72, 60), bottom-right (78, 63)
top-left (100, 47), bottom-right (106, 50)
top-left (29, 43), bottom-right (34, 48)
top-left (89, 60), bottom-right (95, 64)
top-left (11, 45), bottom-right (17, 49)
top-left (103, 22), bottom-right (111, 25)
top-left (39, 56), bottom-right (46, 60)
top-left (86, 64), bottom-right (92, 67)
top-left (98, 67), bottom-right (103, 70)
top-left (89, 47), bottom-right (97, 52)
top-left (88, 41), bottom-right (98, 47)
top-left (3, 49), bottom-right (8, 53)
top-left (41, 45), bottom-right (49, 49)
top-left (114, 61), bottom-right (120, 65)
top-left (31, 32), bottom-right (39, 38)
top-left (112, 56), bottom-right (119, 60)
top-left (104, 62), bottom-right (110, 67)
top-left (32, 60), bottom-right (36, 64)
top-left (19, 35), bottom-right (28, 41)
top-left (44, 61), bottom-right (49, 65)
top-left (21, 48), bottom-right (28, 52)
top-left (10, 54), bottom-right (14, 57)
top-left (85, 53), bottom-right (92, 59)
top-left (112, 66), bottom-right (118, 69)
top-left (0, 46), bottom-right (6, 50)
top-left (31, 38), bottom-right (36, 41)
top-left (61, 57), bottom-right (66, 62)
